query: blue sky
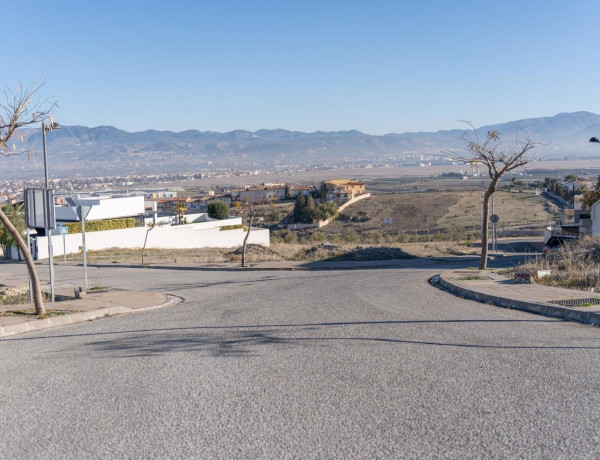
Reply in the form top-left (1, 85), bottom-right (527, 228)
top-left (6, 0), bottom-right (600, 134)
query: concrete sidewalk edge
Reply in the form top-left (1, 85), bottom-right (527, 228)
top-left (82, 258), bottom-right (450, 272)
top-left (435, 272), bottom-right (600, 327)
top-left (0, 295), bottom-right (179, 338)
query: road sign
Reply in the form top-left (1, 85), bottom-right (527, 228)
top-left (383, 217), bottom-right (393, 225)
top-left (24, 188), bottom-right (56, 229)
top-left (490, 214), bottom-right (499, 224)
top-left (59, 226), bottom-right (69, 235)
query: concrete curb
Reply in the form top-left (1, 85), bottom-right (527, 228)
top-left (84, 261), bottom-right (420, 272)
top-left (435, 273), bottom-right (600, 327)
top-left (0, 295), bottom-right (180, 338)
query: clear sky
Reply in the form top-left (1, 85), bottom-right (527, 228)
top-left (6, 0), bottom-right (600, 134)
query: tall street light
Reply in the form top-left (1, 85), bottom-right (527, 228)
top-left (42, 120), bottom-right (60, 302)
top-left (590, 137), bottom-right (600, 144)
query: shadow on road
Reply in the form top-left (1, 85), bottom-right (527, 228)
top-left (6, 317), bottom-right (600, 357)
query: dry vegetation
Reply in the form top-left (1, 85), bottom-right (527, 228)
top-left (320, 189), bottom-right (555, 239)
top-left (52, 189), bottom-right (556, 265)
top-left (519, 237), bottom-right (600, 291)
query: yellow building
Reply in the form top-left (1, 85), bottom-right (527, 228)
top-left (325, 179), bottom-right (366, 202)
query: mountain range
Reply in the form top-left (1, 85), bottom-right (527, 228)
top-left (6, 111), bottom-right (600, 179)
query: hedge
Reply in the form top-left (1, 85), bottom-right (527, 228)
top-left (64, 217), bottom-right (136, 234)
top-left (219, 224), bottom-right (247, 231)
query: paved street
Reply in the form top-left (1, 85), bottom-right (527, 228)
top-left (2, 262), bottom-right (600, 458)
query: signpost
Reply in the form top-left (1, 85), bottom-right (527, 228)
top-left (490, 212), bottom-right (499, 252)
top-left (77, 206), bottom-right (92, 290)
top-left (59, 225), bottom-right (69, 263)
top-left (65, 198), bottom-right (97, 291)
top-left (24, 188), bottom-right (56, 302)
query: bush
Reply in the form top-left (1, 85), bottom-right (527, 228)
top-left (64, 218), bottom-right (135, 234)
top-left (312, 201), bottom-right (339, 221)
top-left (283, 231), bottom-right (298, 244)
top-left (342, 230), bottom-right (360, 243)
top-left (207, 200), bottom-right (230, 220)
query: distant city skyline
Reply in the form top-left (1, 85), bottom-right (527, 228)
top-left (6, 1), bottom-right (600, 135)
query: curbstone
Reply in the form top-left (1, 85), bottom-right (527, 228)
top-left (0, 295), bottom-right (179, 339)
top-left (436, 272), bottom-right (600, 327)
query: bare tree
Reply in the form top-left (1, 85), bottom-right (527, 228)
top-left (0, 80), bottom-right (56, 315)
top-left (241, 203), bottom-right (256, 268)
top-left (455, 122), bottom-right (538, 269)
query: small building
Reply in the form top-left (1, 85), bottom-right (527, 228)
top-left (325, 179), bottom-right (366, 202)
top-left (231, 186), bottom-right (286, 203)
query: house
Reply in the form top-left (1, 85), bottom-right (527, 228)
top-left (290, 186), bottom-right (313, 198)
top-left (187, 194), bottom-right (232, 211)
top-left (149, 197), bottom-right (190, 216)
top-left (325, 180), bottom-right (366, 202)
top-left (231, 186), bottom-right (286, 203)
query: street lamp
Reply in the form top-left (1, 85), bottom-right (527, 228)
top-left (42, 120), bottom-right (60, 302)
top-left (590, 137), bottom-right (600, 144)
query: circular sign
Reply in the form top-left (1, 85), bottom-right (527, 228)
top-left (490, 214), bottom-right (499, 223)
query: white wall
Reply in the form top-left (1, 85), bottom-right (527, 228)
top-left (32, 217), bottom-right (269, 260)
top-left (144, 212), bottom-right (215, 226)
top-left (56, 196), bottom-right (145, 222)
top-left (592, 201), bottom-right (600, 236)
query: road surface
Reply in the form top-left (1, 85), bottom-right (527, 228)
top-left (1, 262), bottom-right (600, 458)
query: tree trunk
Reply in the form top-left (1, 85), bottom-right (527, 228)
top-left (479, 180), bottom-right (499, 270)
top-left (0, 208), bottom-right (45, 315)
top-left (241, 212), bottom-right (255, 268)
top-left (142, 229), bottom-right (151, 266)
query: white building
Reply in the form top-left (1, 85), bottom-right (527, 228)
top-left (55, 195), bottom-right (145, 223)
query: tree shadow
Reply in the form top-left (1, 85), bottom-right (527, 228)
top-left (7, 317), bottom-right (600, 358)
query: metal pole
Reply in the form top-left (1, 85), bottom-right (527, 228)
top-left (63, 233), bottom-right (66, 263)
top-left (491, 192), bottom-right (496, 252)
top-left (42, 122), bottom-right (55, 302)
top-left (80, 207), bottom-right (88, 290)
top-left (27, 229), bottom-right (33, 304)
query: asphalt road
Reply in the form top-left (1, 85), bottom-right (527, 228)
top-left (2, 262), bottom-right (600, 459)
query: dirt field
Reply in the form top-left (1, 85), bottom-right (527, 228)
top-left (320, 190), bottom-right (557, 237)
top-left (59, 240), bottom-right (474, 265)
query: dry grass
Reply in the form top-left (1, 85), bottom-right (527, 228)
top-left (58, 240), bottom-right (479, 265)
top-left (320, 190), bottom-right (556, 240)
top-left (519, 237), bottom-right (600, 291)
top-left (437, 190), bottom-right (558, 230)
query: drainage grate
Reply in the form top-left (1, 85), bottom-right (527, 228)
top-left (550, 298), bottom-right (600, 307)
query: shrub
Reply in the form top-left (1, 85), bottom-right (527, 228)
top-left (64, 218), bottom-right (135, 234)
top-left (283, 231), bottom-right (298, 244)
top-left (207, 200), bottom-right (230, 220)
top-left (342, 230), bottom-right (360, 243)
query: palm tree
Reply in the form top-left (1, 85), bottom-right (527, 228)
top-left (175, 201), bottom-right (187, 225)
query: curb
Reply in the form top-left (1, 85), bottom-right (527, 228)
top-left (434, 273), bottom-right (600, 327)
top-left (84, 261), bottom-right (419, 272)
top-left (0, 295), bottom-right (180, 339)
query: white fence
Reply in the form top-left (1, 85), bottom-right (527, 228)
top-left (29, 216), bottom-right (269, 260)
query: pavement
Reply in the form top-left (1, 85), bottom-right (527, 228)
top-left (0, 286), bottom-right (175, 338)
top-left (3, 262), bottom-right (600, 458)
top-left (2, 248), bottom-right (598, 337)
top-left (437, 269), bottom-right (600, 327)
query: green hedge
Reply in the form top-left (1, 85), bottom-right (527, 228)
top-left (219, 224), bottom-right (247, 231)
top-left (64, 217), bottom-right (136, 234)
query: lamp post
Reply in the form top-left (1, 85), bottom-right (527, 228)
top-left (42, 120), bottom-right (61, 302)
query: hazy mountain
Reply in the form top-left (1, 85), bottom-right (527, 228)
top-left (6, 111), bottom-right (600, 178)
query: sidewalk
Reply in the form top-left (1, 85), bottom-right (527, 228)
top-left (437, 269), bottom-right (600, 327)
top-left (0, 288), bottom-right (175, 338)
